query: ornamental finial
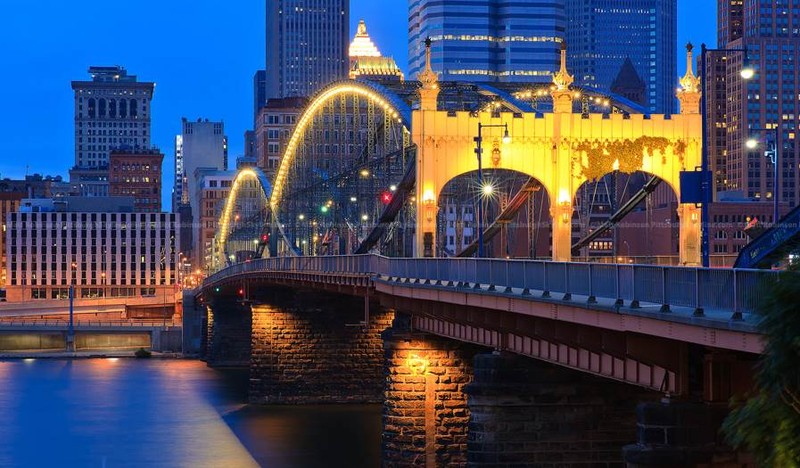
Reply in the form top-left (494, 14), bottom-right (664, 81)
top-left (679, 42), bottom-right (701, 93)
top-left (418, 37), bottom-right (439, 89)
top-left (552, 41), bottom-right (574, 91)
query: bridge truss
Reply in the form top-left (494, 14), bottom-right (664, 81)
top-left (217, 78), bottom-right (661, 268)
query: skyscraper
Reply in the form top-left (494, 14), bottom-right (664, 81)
top-left (408, 0), bottom-right (564, 83)
top-left (253, 70), bottom-right (267, 125)
top-left (566, 0), bottom-right (677, 113)
top-left (172, 118), bottom-right (228, 254)
top-left (266, 0), bottom-right (349, 99)
top-left (71, 66), bottom-right (155, 168)
top-left (718, 0), bottom-right (800, 209)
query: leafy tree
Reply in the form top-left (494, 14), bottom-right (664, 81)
top-left (723, 269), bottom-right (800, 466)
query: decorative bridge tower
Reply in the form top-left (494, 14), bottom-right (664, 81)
top-left (412, 42), bottom-right (704, 264)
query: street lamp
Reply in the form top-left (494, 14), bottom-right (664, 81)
top-left (700, 43), bottom-right (753, 267)
top-left (746, 128), bottom-right (780, 225)
top-left (68, 262), bottom-right (77, 352)
top-left (474, 122), bottom-right (510, 258)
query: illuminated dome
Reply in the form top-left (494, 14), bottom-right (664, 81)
top-left (349, 20), bottom-right (381, 58)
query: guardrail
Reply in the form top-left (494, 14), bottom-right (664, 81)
top-left (204, 255), bottom-right (780, 317)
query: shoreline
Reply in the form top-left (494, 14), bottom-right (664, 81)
top-left (0, 350), bottom-right (188, 360)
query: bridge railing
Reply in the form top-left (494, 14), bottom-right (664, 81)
top-left (384, 257), bottom-right (778, 316)
top-left (204, 254), bottom-right (382, 285)
top-left (206, 255), bottom-right (780, 316)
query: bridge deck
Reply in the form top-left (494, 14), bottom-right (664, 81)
top-left (203, 255), bottom-right (775, 337)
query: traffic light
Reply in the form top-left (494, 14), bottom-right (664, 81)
top-left (381, 191), bottom-right (392, 205)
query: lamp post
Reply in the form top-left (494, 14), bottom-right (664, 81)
top-left (700, 43), bottom-right (753, 267)
top-left (746, 128), bottom-right (780, 225)
top-left (68, 262), bottom-right (76, 352)
top-left (474, 122), bottom-right (510, 258)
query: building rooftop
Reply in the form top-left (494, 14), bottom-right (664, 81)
top-left (109, 147), bottom-right (164, 157)
top-left (348, 20), bottom-right (404, 81)
top-left (19, 196), bottom-right (136, 213)
top-left (87, 66), bottom-right (137, 83)
top-left (264, 96), bottom-right (308, 109)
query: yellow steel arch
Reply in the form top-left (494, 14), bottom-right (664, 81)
top-left (216, 167), bottom-right (272, 270)
top-left (269, 81), bottom-right (410, 215)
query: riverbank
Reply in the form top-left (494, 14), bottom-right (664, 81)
top-left (0, 350), bottom-right (185, 359)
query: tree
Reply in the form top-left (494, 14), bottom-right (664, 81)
top-left (723, 268), bottom-right (800, 466)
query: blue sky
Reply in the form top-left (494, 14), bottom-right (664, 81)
top-left (0, 1), bottom-right (715, 207)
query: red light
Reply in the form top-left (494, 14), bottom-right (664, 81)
top-left (381, 191), bottom-right (392, 205)
top-left (238, 289), bottom-right (244, 296)
top-left (261, 234), bottom-right (268, 242)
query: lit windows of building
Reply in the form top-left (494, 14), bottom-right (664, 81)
top-left (5, 200), bottom-right (178, 306)
top-left (266, 0), bottom-right (349, 99)
top-left (408, 0), bottom-right (564, 83)
top-left (109, 148), bottom-right (164, 213)
top-left (255, 97), bottom-right (306, 179)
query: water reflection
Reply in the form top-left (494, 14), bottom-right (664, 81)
top-left (0, 360), bottom-right (380, 467)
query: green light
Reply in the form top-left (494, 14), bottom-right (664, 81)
top-left (320, 206), bottom-right (329, 213)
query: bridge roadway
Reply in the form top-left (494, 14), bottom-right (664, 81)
top-left (202, 255), bottom-right (774, 395)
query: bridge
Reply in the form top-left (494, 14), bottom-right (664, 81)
top-left (198, 254), bottom-right (774, 466)
top-left (197, 45), bottom-right (777, 466)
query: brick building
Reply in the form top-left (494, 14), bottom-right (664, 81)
top-left (0, 192), bottom-right (25, 289)
top-left (255, 97), bottom-right (306, 178)
top-left (109, 148), bottom-right (164, 212)
top-left (194, 169), bottom-right (235, 272)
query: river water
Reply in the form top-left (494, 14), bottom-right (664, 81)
top-left (0, 359), bottom-right (381, 467)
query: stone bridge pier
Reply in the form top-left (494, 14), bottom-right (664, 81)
top-left (382, 313), bottom-right (656, 467)
top-left (248, 287), bottom-right (394, 404)
top-left (204, 297), bottom-right (252, 367)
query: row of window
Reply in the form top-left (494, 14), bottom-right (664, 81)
top-left (29, 287), bottom-right (162, 300)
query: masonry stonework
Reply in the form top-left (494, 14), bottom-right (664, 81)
top-left (249, 289), bottom-right (393, 404)
top-left (205, 299), bottom-right (252, 367)
top-left (382, 319), bottom-right (480, 468)
top-left (623, 401), bottom-right (756, 467)
top-left (466, 352), bottom-right (656, 467)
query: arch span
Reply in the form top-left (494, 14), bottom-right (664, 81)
top-left (268, 80), bottom-right (414, 256)
top-left (435, 169), bottom-right (552, 259)
top-left (216, 167), bottom-right (273, 269)
top-left (269, 80), bottom-right (412, 214)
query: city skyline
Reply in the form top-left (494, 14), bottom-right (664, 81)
top-left (1, 0), bottom-right (714, 209)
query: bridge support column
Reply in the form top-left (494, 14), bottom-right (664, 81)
top-left (551, 199), bottom-right (573, 262)
top-left (204, 299), bottom-right (252, 367)
top-left (622, 400), bottom-right (754, 467)
top-left (382, 317), bottom-right (477, 467)
top-left (679, 203), bottom-right (702, 266)
top-left (624, 351), bottom-right (756, 467)
top-left (249, 291), bottom-right (393, 404)
top-left (466, 352), bottom-right (648, 466)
